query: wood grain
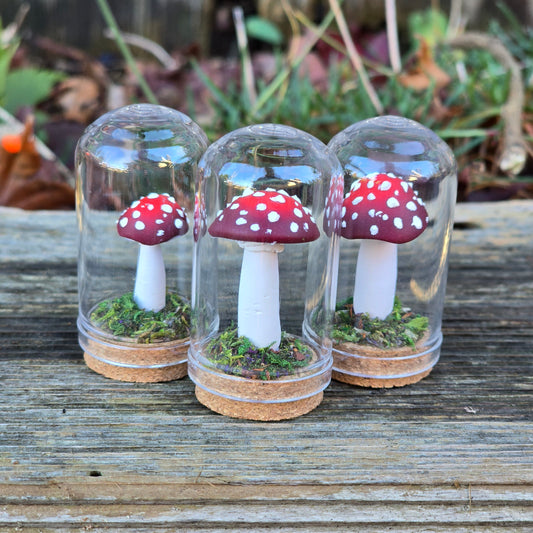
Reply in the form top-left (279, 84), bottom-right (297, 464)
top-left (0, 201), bottom-right (532, 530)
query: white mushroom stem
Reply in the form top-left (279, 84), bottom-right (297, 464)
top-left (238, 241), bottom-right (284, 350)
top-left (353, 240), bottom-right (398, 320)
top-left (134, 244), bottom-right (166, 312)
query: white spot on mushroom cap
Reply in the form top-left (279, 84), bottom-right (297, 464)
top-left (157, 229), bottom-right (164, 237)
top-left (132, 210), bottom-right (141, 219)
top-left (290, 222), bottom-right (299, 233)
top-left (250, 223), bottom-right (260, 231)
top-left (156, 219), bottom-right (164, 224)
top-left (351, 212), bottom-right (358, 220)
top-left (366, 180), bottom-right (375, 189)
top-left (406, 201), bottom-right (417, 211)
top-left (119, 217), bottom-right (128, 227)
top-left (161, 204), bottom-right (173, 214)
top-left (394, 217), bottom-right (403, 229)
top-left (135, 221), bottom-right (145, 230)
top-left (378, 181), bottom-right (392, 191)
top-left (230, 203), bottom-right (240, 210)
top-left (147, 204), bottom-right (154, 211)
top-left (412, 216), bottom-right (423, 229)
top-left (268, 211), bottom-right (280, 223)
top-left (387, 197), bottom-right (400, 208)
top-left (271, 194), bottom-right (286, 203)
top-left (256, 203), bottom-right (267, 211)
top-left (175, 219), bottom-right (184, 229)
top-left (236, 217), bottom-right (247, 225)
top-left (147, 193), bottom-right (159, 199)
top-left (131, 200), bottom-right (140, 208)
top-left (240, 210), bottom-right (248, 215)
top-left (367, 193), bottom-right (376, 200)
top-left (370, 225), bottom-right (378, 236)
top-left (352, 196), bottom-right (363, 205)
top-left (294, 208), bottom-right (303, 218)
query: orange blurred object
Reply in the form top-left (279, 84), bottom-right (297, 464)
top-left (0, 116), bottom-right (74, 210)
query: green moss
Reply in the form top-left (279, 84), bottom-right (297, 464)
top-left (333, 297), bottom-right (429, 349)
top-left (206, 328), bottom-right (314, 380)
top-left (90, 292), bottom-right (190, 344)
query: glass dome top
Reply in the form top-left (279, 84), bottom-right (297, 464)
top-left (199, 123), bottom-right (341, 203)
top-left (78, 103), bottom-right (207, 174)
top-left (328, 115), bottom-right (456, 185)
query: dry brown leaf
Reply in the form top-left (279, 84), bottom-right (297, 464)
top-left (398, 38), bottom-right (450, 91)
top-left (0, 116), bottom-right (75, 209)
top-left (50, 76), bottom-right (101, 124)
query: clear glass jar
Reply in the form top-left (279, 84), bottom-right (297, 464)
top-left (76, 104), bottom-right (208, 382)
top-left (327, 115), bottom-right (457, 387)
top-left (188, 123), bottom-right (343, 420)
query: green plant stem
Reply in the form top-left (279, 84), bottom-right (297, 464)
top-left (328, 0), bottom-right (383, 114)
top-left (385, 0), bottom-right (401, 73)
top-left (249, 7), bottom-right (337, 118)
top-left (232, 6), bottom-right (256, 108)
top-left (95, 0), bottom-right (159, 105)
top-left (294, 11), bottom-right (394, 77)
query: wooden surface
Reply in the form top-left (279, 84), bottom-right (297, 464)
top-left (0, 201), bottom-right (532, 531)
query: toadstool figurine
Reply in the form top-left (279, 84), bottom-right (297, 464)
top-left (209, 188), bottom-right (319, 350)
top-left (341, 173), bottom-right (428, 320)
top-left (117, 193), bottom-right (189, 312)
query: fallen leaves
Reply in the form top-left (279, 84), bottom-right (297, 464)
top-left (0, 116), bottom-right (75, 210)
top-left (398, 38), bottom-right (451, 92)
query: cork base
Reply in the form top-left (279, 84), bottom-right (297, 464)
top-left (332, 367), bottom-right (432, 388)
top-left (188, 339), bottom-right (330, 420)
top-left (332, 333), bottom-right (437, 388)
top-left (195, 386), bottom-right (323, 421)
top-left (82, 337), bottom-right (189, 382)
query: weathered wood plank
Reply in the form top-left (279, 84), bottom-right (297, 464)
top-left (0, 201), bottom-right (532, 529)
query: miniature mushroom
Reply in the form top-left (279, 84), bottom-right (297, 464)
top-left (209, 188), bottom-right (319, 350)
top-left (117, 192), bottom-right (189, 312)
top-left (341, 173), bottom-right (428, 320)
top-left (193, 191), bottom-right (207, 242)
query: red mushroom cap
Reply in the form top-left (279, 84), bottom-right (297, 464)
top-left (341, 173), bottom-right (428, 244)
top-left (193, 191), bottom-right (207, 242)
top-left (117, 192), bottom-right (189, 246)
top-left (208, 188), bottom-right (319, 244)
top-left (323, 172), bottom-right (344, 236)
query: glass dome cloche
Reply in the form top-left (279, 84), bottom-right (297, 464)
top-left (76, 103), bottom-right (208, 382)
top-left (327, 115), bottom-right (457, 387)
top-left (188, 123), bottom-right (344, 420)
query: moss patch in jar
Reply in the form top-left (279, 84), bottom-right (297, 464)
top-left (90, 291), bottom-right (190, 344)
top-left (205, 327), bottom-right (314, 381)
top-left (332, 297), bottom-right (428, 349)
